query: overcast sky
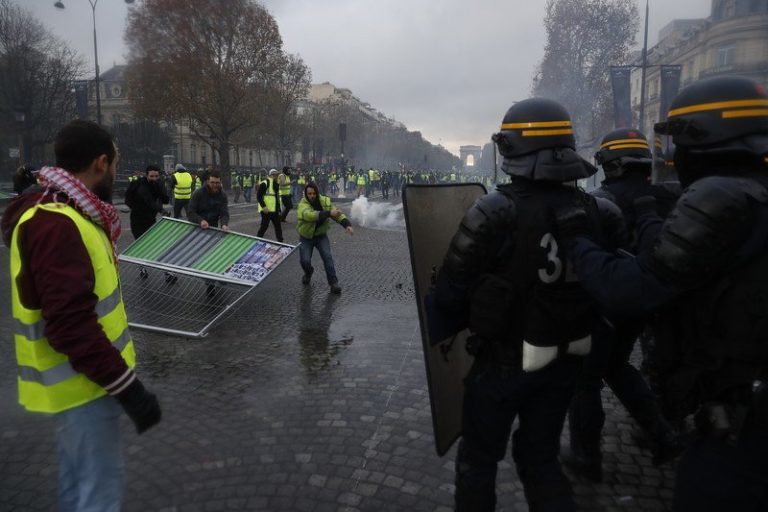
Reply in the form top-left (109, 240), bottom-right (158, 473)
top-left (21, 0), bottom-right (712, 155)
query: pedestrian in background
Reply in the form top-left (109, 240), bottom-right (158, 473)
top-left (169, 163), bottom-right (193, 218)
top-left (1, 120), bottom-right (161, 512)
top-left (279, 167), bottom-right (293, 222)
top-left (231, 169), bottom-right (242, 203)
top-left (188, 171), bottom-right (229, 231)
top-left (297, 181), bottom-right (353, 294)
top-left (126, 164), bottom-right (170, 240)
top-left (256, 168), bottom-right (283, 242)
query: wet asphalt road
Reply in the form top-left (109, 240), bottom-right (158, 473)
top-left (0, 196), bottom-right (676, 511)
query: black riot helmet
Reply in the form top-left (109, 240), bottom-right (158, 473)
top-left (492, 98), bottom-right (596, 181)
top-left (595, 128), bottom-right (652, 165)
top-left (655, 75), bottom-right (768, 152)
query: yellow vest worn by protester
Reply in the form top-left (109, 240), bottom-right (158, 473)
top-left (174, 171), bottom-right (193, 199)
top-left (297, 176), bottom-right (306, 185)
top-left (278, 174), bottom-right (291, 196)
top-left (357, 175), bottom-right (366, 186)
top-left (258, 178), bottom-right (279, 213)
top-left (11, 203), bottom-right (136, 413)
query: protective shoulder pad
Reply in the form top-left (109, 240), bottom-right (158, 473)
top-left (653, 176), bottom-right (768, 283)
top-left (442, 191), bottom-right (517, 285)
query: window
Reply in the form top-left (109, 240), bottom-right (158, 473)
top-left (724, 0), bottom-right (736, 17)
top-left (716, 46), bottom-right (736, 67)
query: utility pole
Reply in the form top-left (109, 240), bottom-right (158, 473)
top-left (638, 0), bottom-right (650, 133)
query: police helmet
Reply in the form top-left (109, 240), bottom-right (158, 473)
top-left (655, 75), bottom-right (768, 151)
top-left (492, 98), bottom-right (596, 181)
top-left (595, 128), bottom-right (652, 178)
top-left (493, 98), bottom-right (575, 157)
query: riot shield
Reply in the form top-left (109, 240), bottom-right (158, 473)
top-left (403, 183), bottom-right (486, 456)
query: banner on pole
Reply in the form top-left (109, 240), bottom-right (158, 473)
top-left (657, 65), bottom-right (683, 175)
top-left (609, 66), bottom-right (633, 129)
top-left (74, 80), bottom-right (89, 120)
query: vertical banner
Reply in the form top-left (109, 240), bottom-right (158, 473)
top-left (74, 80), bottom-right (89, 120)
top-left (609, 66), bottom-right (633, 128)
top-left (655, 65), bottom-right (683, 182)
top-left (659, 65), bottom-right (683, 119)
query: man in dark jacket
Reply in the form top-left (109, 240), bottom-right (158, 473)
top-left (188, 171), bottom-right (229, 231)
top-left (128, 164), bottom-right (170, 240)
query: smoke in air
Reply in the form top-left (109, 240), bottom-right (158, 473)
top-left (349, 197), bottom-right (404, 231)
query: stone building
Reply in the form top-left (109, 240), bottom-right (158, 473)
top-left (631, 0), bottom-right (768, 135)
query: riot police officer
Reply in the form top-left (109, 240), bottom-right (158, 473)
top-left (559, 76), bottom-right (768, 511)
top-left (565, 128), bottom-right (681, 481)
top-left (435, 98), bottom-right (626, 511)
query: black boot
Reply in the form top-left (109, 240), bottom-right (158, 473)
top-left (302, 267), bottom-right (314, 285)
top-left (329, 279), bottom-right (341, 294)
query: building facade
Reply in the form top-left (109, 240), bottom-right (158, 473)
top-left (631, 0), bottom-right (768, 136)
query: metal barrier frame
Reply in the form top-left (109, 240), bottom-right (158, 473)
top-left (119, 218), bottom-right (296, 338)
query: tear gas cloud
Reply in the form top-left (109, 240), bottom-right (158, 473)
top-left (349, 197), bottom-right (404, 231)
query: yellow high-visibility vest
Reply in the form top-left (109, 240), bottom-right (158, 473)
top-left (258, 178), bottom-right (279, 212)
top-left (278, 174), bottom-right (291, 196)
top-left (174, 171), bottom-right (193, 199)
top-left (10, 203), bottom-right (135, 413)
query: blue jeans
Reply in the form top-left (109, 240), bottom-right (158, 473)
top-left (56, 396), bottom-right (124, 512)
top-left (299, 234), bottom-right (337, 284)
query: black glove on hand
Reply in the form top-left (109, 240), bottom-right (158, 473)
top-left (116, 379), bottom-right (162, 434)
top-left (555, 206), bottom-right (592, 247)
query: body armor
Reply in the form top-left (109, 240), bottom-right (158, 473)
top-left (651, 173), bottom-right (768, 419)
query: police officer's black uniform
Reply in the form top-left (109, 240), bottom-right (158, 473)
top-left (565, 128), bottom-right (681, 481)
top-left (435, 98), bottom-right (626, 511)
top-left (561, 76), bottom-right (768, 511)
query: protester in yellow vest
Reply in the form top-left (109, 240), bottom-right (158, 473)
top-left (278, 167), bottom-right (293, 222)
top-left (170, 164), bottom-right (193, 218)
top-left (231, 170), bottom-right (241, 203)
top-left (297, 181), bottom-right (354, 294)
top-left (256, 168), bottom-right (283, 242)
top-left (242, 172), bottom-right (254, 203)
top-left (357, 172), bottom-right (367, 197)
top-left (1, 120), bottom-right (161, 511)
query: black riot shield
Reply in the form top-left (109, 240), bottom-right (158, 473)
top-left (403, 183), bottom-right (487, 456)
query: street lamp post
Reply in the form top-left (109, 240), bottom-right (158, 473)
top-left (54, 0), bottom-right (135, 126)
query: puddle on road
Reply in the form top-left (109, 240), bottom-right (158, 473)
top-left (296, 299), bottom-right (415, 375)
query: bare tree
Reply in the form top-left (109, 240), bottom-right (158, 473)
top-left (532, 0), bottom-right (638, 144)
top-left (266, 52), bottom-right (311, 167)
top-left (125, 0), bottom-right (285, 178)
top-left (0, 0), bottom-right (83, 169)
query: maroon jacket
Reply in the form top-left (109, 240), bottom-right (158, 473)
top-left (2, 189), bottom-right (134, 393)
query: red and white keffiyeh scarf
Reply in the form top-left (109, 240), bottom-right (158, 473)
top-left (37, 166), bottom-right (122, 257)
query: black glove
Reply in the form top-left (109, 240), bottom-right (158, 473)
top-left (555, 206), bottom-right (592, 247)
top-left (116, 378), bottom-right (162, 434)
